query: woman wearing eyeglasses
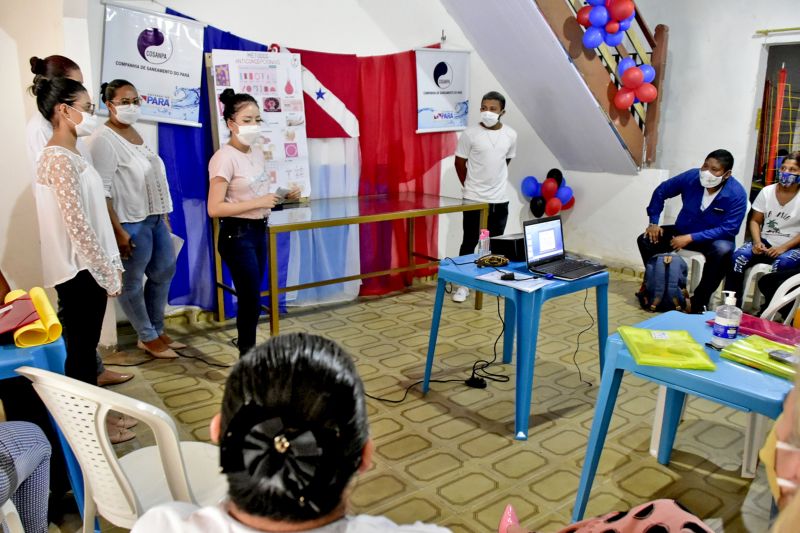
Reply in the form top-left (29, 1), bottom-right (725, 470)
top-left (89, 79), bottom-right (184, 360)
top-left (32, 76), bottom-right (123, 386)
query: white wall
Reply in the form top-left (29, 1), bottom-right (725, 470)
top-left (0, 0), bottom-right (64, 291)
top-left (636, 0), bottom-right (800, 187)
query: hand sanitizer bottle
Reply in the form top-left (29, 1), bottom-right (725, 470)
top-left (711, 290), bottom-right (743, 348)
top-left (475, 229), bottom-right (491, 257)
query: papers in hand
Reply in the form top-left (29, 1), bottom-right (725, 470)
top-left (275, 186), bottom-right (300, 204)
top-left (475, 270), bottom-right (553, 293)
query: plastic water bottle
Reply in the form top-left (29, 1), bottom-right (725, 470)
top-left (711, 290), bottom-right (743, 349)
top-left (475, 229), bottom-right (491, 257)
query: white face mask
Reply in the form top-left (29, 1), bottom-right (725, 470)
top-left (699, 168), bottom-right (724, 189)
top-left (480, 111), bottom-right (500, 127)
top-left (67, 106), bottom-right (99, 137)
top-left (114, 104), bottom-right (141, 125)
top-left (234, 124), bottom-right (261, 146)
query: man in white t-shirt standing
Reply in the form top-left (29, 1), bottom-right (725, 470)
top-left (452, 91), bottom-right (517, 303)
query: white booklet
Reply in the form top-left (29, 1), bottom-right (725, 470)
top-left (475, 270), bottom-right (553, 293)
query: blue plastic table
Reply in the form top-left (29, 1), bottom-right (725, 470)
top-left (572, 310), bottom-right (793, 521)
top-left (0, 339), bottom-right (93, 528)
top-left (423, 255), bottom-right (609, 440)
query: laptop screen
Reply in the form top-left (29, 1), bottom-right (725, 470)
top-left (524, 217), bottom-right (565, 265)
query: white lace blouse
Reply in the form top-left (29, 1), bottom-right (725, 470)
top-left (35, 146), bottom-right (123, 294)
top-left (89, 126), bottom-right (173, 223)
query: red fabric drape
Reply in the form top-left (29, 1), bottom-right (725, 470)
top-left (357, 50), bottom-right (458, 296)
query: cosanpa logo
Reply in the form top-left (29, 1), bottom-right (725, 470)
top-left (433, 61), bottom-right (453, 89)
top-left (137, 28), bottom-right (173, 64)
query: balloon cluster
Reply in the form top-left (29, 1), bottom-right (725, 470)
top-left (522, 169), bottom-right (575, 218)
top-left (577, 0), bottom-right (636, 49)
top-left (613, 57), bottom-right (657, 109)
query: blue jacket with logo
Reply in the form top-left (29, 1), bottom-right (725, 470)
top-left (646, 168), bottom-right (748, 243)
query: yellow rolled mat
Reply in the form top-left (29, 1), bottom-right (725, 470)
top-left (5, 287), bottom-right (62, 347)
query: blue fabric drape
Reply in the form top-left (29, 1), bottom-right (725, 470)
top-left (160, 9), bottom-right (288, 316)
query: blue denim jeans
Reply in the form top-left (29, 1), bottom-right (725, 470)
top-left (119, 215), bottom-right (176, 342)
top-left (217, 217), bottom-right (269, 356)
top-left (724, 239), bottom-right (800, 306)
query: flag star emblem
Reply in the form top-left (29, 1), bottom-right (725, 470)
top-left (315, 88), bottom-right (326, 100)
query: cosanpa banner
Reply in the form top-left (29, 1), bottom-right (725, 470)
top-left (100, 4), bottom-right (204, 127)
top-left (415, 48), bottom-right (470, 133)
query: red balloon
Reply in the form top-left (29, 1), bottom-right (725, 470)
top-left (621, 66), bottom-right (644, 88)
top-left (605, 21), bottom-right (620, 34)
top-left (545, 197), bottom-right (563, 216)
top-left (576, 6), bottom-right (592, 27)
top-left (541, 178), bottom-right (559, 200)
top-left (609, 0), bottom-right (635, 21)
top-left (613, 87), bottom-right (635, 109)
top-left (563, 196), bottom-right (576, 210)
top-left (635, 82), bottom-right (658, 103)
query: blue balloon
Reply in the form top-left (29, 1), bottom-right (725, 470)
top-left (588, 6), bottom-right (609, 27)
top-left (604, 30), bottom-right (625, 47)
top-left (634, 97), bottom-right (641, 104)
top-left (582, 27), bottom-right (604, 49)
top-left (560, 177), bottom-right (567, 188)
top-left (587, 0), bottom-right (605, 5)
top-left (618, 18), bottom-right (632, 31)
top-left (617, 57), bottom-right (636, 77)
top-left (556, 186), bottom-right (574, 205)
top-left (521, 176), bottom-right (540, 198)
top-left (640, 64), bottom-right (656, 83)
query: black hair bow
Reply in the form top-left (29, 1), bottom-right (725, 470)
top-left (239, 417), bottom-right (322, 503)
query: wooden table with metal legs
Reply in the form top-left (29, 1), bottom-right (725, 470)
top-left (213, 193), bottom-right (488, 335)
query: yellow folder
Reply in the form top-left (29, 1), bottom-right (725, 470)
top-left (618, 326), bottom-right (716, 371)
top-left (5, 287), bottom-right (62, 347)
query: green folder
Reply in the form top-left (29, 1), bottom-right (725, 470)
top-left (618, 326), bottom-right (716, 371)
top-left (720, 335), bottom-right (797, 381)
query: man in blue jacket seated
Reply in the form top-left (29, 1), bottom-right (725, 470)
top-left (637, 149), bottom-right (747, 313)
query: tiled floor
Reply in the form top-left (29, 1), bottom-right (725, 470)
top-left (56, 272), bottom-right (772, 532)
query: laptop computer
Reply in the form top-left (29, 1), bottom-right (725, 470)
top-left (523, 216), bottom-right (606, 280)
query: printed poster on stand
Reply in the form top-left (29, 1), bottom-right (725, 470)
top-left (209, 49), bottom-right (311, 198)
top-left (415, 48), bottom-right (470, 133)
top-left (100, 4), bottom-right (204, 127)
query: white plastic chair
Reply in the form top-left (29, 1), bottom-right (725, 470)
top-left (15, 366), bottom-right (227, 532)
top-left (0, 499), bottom-right (24, 533)
top-left (676, 249), bottom-right (705, 294)
top-left (741, 263), bottom-right (773, 312)
top-left (760, 272), bottom-right (800, 325)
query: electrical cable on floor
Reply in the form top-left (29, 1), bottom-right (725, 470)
top-left (364, 378), bottom-right (468, 404)
top-left (466, 296), bottom-right (510, 387)
top-left (571, 289), bottom-right (595, 387)
top-left (367, 296), bottom-right (512, 403)
top-left (104, 349), bottom-right (233, 369)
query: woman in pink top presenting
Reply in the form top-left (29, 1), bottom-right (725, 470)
top-left (207, 89), bottom-right (299, 356)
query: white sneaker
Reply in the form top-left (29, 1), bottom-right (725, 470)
top-left (452, 286), bottom-right (469, 303)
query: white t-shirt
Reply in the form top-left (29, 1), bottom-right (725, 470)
top-left (752, 183), bottom-right (800, 247)
top-left (26, 112), bottom-right (93, 171)
top-left (131, 502), bottom-right (452, 533)
top-left (455, 123), bottom-right (517, 204)
top-left (34, 147), bottom-right (123, 293)
top-left (208, 144), bottom-right (273, 219)
top-left (700, 189), bottom-right (720, 211)
top-left (89, 125), bottom-right (173, 223)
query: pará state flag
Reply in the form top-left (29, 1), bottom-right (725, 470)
top-left (288, 47), bottom-right (359, 138)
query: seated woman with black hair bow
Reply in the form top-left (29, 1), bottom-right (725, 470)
top-left (132, 333), bottom-right (449, 532)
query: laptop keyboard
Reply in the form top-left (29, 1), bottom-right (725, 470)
top-left (534, 259), bottom-right (592, 275)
